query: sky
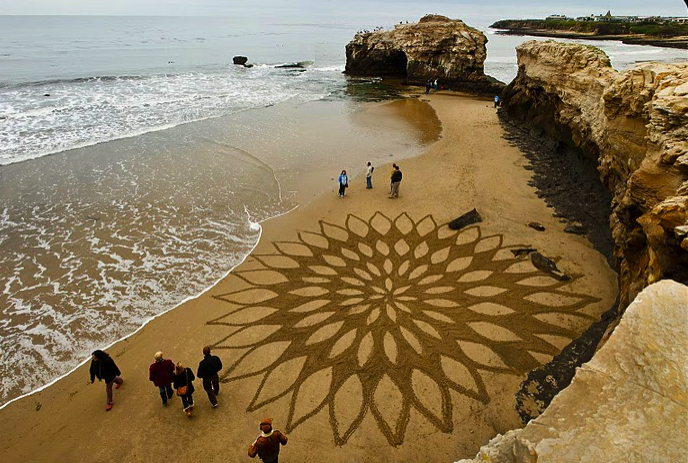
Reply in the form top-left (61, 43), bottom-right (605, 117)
top-left (0, 0), bottom-right (686, 17)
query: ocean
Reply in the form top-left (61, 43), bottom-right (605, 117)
top-left (0, 14), bottom-right (685, 407)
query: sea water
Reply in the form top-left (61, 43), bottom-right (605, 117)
top-left (0, 14), bottom-right (684, 407)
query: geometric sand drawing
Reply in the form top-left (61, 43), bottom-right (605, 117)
top-left (209, 213), bottom-right (599, 446)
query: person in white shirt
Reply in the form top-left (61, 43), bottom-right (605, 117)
top-left (366, 162), bottom-right (374, 189)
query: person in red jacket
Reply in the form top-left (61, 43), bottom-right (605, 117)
top-left (149, 351), bottom-right (175, 406)
top-left (247, 418), bottom-right (288, 463)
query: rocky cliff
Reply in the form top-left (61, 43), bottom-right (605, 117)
top-left (501, 40), bottom-right (688, 310)
top-left (458, 280), bottom-right (688, 463)
top-left (345, 15), bottom-right (503, 94)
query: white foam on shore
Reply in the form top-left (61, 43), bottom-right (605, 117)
top-left (0, 200), bottom-right (299, 411)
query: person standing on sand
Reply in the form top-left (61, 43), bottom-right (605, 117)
top-left (197, 345), bottom-right (222, 408)
top-left (389, 163), bottom-right (397, 194)
top-left (389, 164), bottom-right (402, 198)
top-left (247, 418), bottom-right (288, 463)
top-left (366, 162), bottom-right (374, 189)
top-left (494, 95), bottom-right (501, 108)
top-left (149, 351), bottom-right (175, 406)
top-left (338, 170), bottom-right (348, 197)
top-left (89, 349), bottom-right (123, 411)
top-left (173, 362), bottom-right (196, 417)
top-left (425, 79), bottom-right (432, 94)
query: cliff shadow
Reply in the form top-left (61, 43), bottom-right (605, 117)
top-left (496, 112), bottom-right (620, 424)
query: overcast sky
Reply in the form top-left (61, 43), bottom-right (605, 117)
top-left (0, 0), bottom-right (685, 17)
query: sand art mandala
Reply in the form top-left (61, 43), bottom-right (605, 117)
top-left (209, 213), bottom-right (599, 446)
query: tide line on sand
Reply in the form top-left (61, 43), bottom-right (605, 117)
top-left (0, 202), bottom-right (299, 411)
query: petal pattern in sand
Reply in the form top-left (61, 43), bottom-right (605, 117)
top-left (209, 213), bottom-right (599, 446)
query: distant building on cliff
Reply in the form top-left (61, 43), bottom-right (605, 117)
top-left (546, 14), bottom-right (570, 21)
top-left (550, 11), bottom-right (686, 24)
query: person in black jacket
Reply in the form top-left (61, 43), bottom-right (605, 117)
top-left (173, 362), bottom-right (196, 417)
top-left (197, 346), bottom-right (223, 408)
top-left (389, 165), bottom-right (402, 198)
top-left (89, 349), bottom-right (123, 411)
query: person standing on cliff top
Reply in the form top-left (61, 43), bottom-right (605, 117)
top-left (89, 349), bottom-right (123, 411)
top-left (197, 345), bottom-right (222, 408)
top-left (389, 164), bottom-right (402, 198)
top-left (149, 351), bottom-right (175, 406)
top-left (248, 418), bottom-right (288, 463)
top-left (366, 162), bottom-right (374, 189)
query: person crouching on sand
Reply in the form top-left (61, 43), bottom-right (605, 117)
top-left (149, 351), bottom-right (175, 406)
top-left (338, 170), bottom-right (348, 197)
top-left (89, 349), bottom-right (123, 411)
top-left (197, 345), bottom-right (222, 408)
top-left (248, 418), bottom-right (288, 463)
top-left (173, 361), bottom-right (196, 417)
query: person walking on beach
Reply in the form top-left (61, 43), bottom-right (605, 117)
top-left (89, 349), bottom-right (123, 411)
top-left (247, 418), bottom-right (288, 463)
top-left (389, 164), bottom-right (402, 198)
top-left (365, 162), bottom-right (374, 189)
top-left (173, 361), bottom-right (196, 417)
top-left (494, 95), bottom-right (501, 108)
top-left (425, 79), bottom-right (433, 94)
top-left (338, 170), bottom-right (348, 197)
top-left (149, 351), bottom-right (175, 406)
top-left (197, 345), bottom-right (222, 408)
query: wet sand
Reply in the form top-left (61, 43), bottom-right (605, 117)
top-left (0, 92), bottom-right (617, 463)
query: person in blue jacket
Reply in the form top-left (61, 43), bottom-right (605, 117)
top-left (338, 170), bottom-right (348, 197)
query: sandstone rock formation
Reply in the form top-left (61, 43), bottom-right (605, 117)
top-left (457, 280), bottom-right (688, 463)
top-left (345, 15), bottom-right (503, 94)
top-left (501, 40), bottom-right (688, 310)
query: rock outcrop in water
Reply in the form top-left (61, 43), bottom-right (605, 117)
top-left (345, 15), bottom-right (503, 94)
top-left (458, 280), bottom-right (688, 463)
top-left (501, 40), bottom-right (688, 311)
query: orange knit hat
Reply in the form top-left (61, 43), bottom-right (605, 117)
top-left (260, 417), bottom-right (273, 427)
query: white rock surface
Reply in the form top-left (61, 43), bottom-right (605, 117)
top-left (457, 279), bottom-right (688, 463)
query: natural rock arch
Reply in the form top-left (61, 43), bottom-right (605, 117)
top-left (345, 15), bottom-right (503, 94)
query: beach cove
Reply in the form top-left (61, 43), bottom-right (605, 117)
top-left (0, 92), bottom-right (617, 463)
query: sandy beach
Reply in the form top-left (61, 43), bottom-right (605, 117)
top-left (0, 93), bottom-right (617, 463)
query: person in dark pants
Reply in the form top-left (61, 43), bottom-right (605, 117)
top-left (173, 362), bottom-right (196, 417)
top-left (89, 349), bottom-right (123, 411)
top-left (248, 418), bottom-right (288, 463)
top-left (389, 164), bottom-right (402, 198)
top-left (149, 351), bottom-right (175, 406)
top-left (425, 79), bottom-right (433, 94)
top-left (197, 345), bottom-right (222, 408)
top-left (338, 170), bottom-right (348, 197)
top-left (365, 162), bottom-right (374, 189)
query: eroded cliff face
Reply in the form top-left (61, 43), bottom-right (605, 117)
top-left (502, 40), bottom-right (688, 310)
top-left (345, 14), bottom-right (502, 94)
